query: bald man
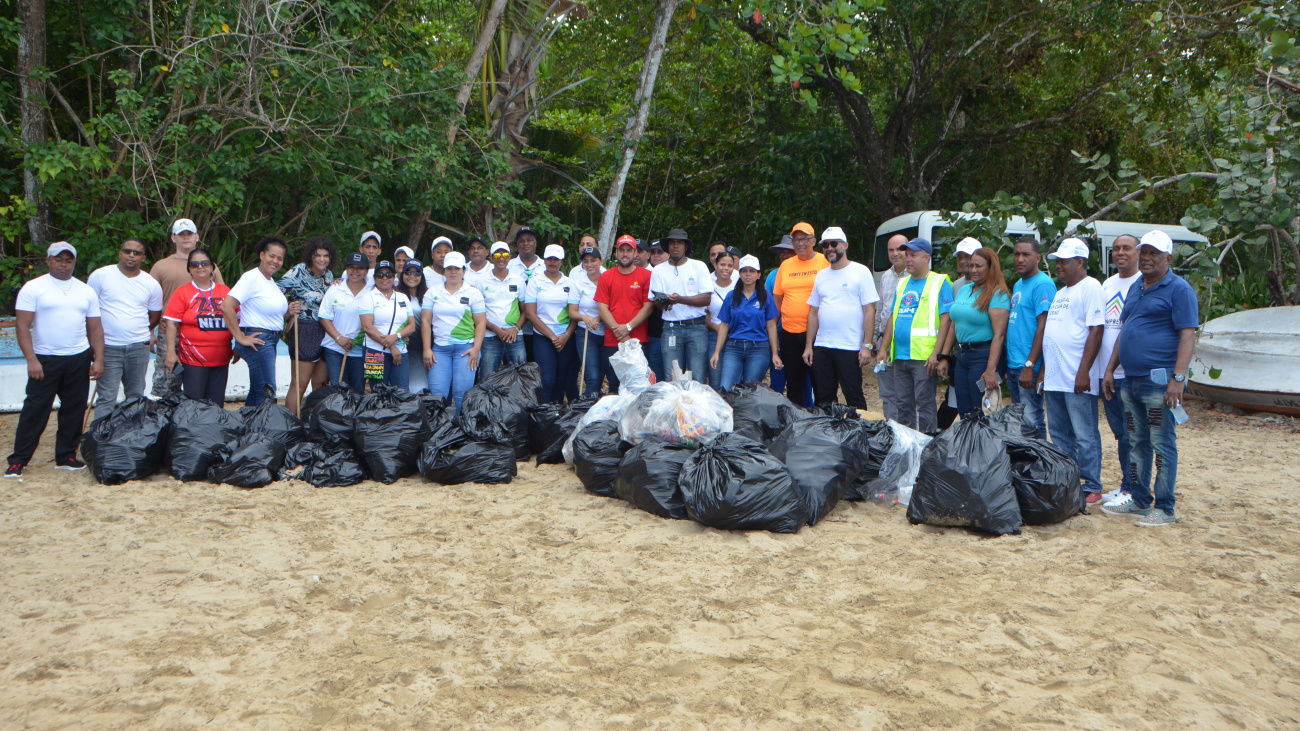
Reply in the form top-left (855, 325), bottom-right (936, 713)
top-left (873, 233), bottom-right (908, 421)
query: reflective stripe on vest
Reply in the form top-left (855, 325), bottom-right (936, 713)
top-left (890, 272), bottom-right (949, 361)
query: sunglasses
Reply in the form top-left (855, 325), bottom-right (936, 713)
top-left (375, 272), bottom-right (395, 279)
top-left (491, 252), bottom-right (510, 258)
top-left (121, 248), bottom-right (145, 256)
top-left (188, 260), bottom-right (213, 269)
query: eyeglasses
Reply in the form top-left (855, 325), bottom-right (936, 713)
top-left (375, 272), bottom-right (395, 279)
top-left (791, 235), bottom-right (815, 244)
top-left (188, 261), bottom-right (213, 269)
top-left (121, 249), bottom-right (145, 256)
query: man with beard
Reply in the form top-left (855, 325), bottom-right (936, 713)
top-left (802, 227), bottom-right (877, 409)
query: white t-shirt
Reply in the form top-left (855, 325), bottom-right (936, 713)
top-left (422, 283), bottom-right (486, 347)
top-left (568, 271), bottom-right (605, 335)
top-left (87, 265), bottom-right (164, 346)
top-left (1099, 271), bottom-right (1141, 380)
top-left (475, 270), bottom-right (525, 338)
top-left (227, 269), bottom-right (288, 331)
top-left (358, 289), bottom-right (414, 353)
top-left (1043, 276), bottom-right (1106, 394)
top-left (569, 264), bottom-right (606, 280)
top-left (708, 276), bottom-right (738, 326)
top-left (807, 262), bottom-right (881, 351)
top-left (15, 274), bottom-right (101, 356)
top-left (508, 257), bottom-right (545, 285)
top-left (318, 281), bottom-right (373, 355)
top-left (423, 266), bottom-right (446, 290)
top-left (523, 274), bottom-right (574, 335)
top-left (463, 262), bottom-right (492, 290)
top-left (648, 258), bottom-right (712, 322)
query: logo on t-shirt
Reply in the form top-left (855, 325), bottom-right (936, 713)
top-left (1010, 292), bottom-right (1022, 310)
top-left (563, 286), bottom-right (570, 293)
top-left (1106, 292), bottom-right (1125, 323)
top-left (631, 281), bottom-right (641, 288)
top-left (898, 291), bottom-right (920, 318)
top-left (459, 296), bottom-right (470, 305)
top-left (508, 284), bottom-right (518, 292)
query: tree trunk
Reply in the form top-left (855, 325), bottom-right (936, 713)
top-left (596, 0), bottom-right (678, 258)
top-left (18, 0), bottom-right (51, 249)
top-left (405, 0), bottom-right (512, 251)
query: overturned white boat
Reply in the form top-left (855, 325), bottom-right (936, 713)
top-left (1187, 306), bottom-right (1300, 416)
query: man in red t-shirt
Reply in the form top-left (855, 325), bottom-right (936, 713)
top-left (595, 235), bottom-right (654, 362)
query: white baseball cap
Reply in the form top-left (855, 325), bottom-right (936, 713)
top-left (1047, 237), bottom-right (1090, 260)
top-left (431, 235), bottom-right (454, 251)
top-left (360, 230), bottom-right (382, 247)
top-left (1138, 230), bottom-right (1174, 254)
top-left (737, 255), bottom-right (761, 271)
top-left (47, 241), bottom-right (77, 258)
top-left (395, 245), bottom-right (415, 259)
top-left (172, 218), bottom-right (197, 235)
top-left (490, 241), bottom-right (510, 255)
top-left (543, 244), bottom-right (565, 260)
top-left (955, 237), bottom-right (982, 256)
top-left (820, 226), bottom-right (847, 243)
top-left (443, 251), bottom-right (466, 269)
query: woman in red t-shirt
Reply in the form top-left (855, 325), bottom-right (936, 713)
top-left (162, 248), bottom-right (235, 402)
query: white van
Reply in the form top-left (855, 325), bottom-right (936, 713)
top-left (870, 210), bottom-right (1208, 286)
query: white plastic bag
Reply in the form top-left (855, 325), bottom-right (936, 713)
top-left (868, 420), bottom-right (932, 506)
top-left (618, 380), bottom-right (733, 447)
top-left (608, 338), bottom-right (653, 396)
top-left (563, 392), bottom-right (637, 465)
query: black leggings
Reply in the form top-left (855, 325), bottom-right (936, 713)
top-left (182, 364), bottom-right (229, 404)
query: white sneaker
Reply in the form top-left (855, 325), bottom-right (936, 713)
top-left (1103, 492), bottom-right (1133, 508)
top-left (1102, 488), bottom-right (1126, 502)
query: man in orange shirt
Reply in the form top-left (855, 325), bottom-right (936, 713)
top-left (773, 222), bottom-right (829, 403)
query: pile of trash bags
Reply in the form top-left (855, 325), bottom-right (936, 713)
top-left (907, 405), bottom-right (1083, 535)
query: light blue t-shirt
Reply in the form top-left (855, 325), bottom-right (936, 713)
top-left (1006, 271), bottom-right (1057, 369)
top-left (886, 275), bottom-right (954, 361)
top-left (949, 285), bottom-right (1011, 344)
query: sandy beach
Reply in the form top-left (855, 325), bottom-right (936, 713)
top-left (1, 395), bottom-right (1298, 729)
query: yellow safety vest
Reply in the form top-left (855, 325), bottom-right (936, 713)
top-left (890, 271), bottom-right (950, 361)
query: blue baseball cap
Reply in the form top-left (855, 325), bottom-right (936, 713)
top-left (902, 237), bottom-right (933, 255)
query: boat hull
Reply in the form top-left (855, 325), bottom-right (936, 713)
top-left (1186, 306), bottom-right (1300, 416)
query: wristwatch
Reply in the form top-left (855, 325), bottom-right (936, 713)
top-left (1173, 372), bottom-right (1186, 383)
top-left (1024, 359), bottom-right (1035, 369)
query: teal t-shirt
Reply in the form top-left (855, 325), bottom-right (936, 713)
top-left (949, 285), bottom-right (1011, 343)
top-left (1006, 271), bottom-right (1057, 369)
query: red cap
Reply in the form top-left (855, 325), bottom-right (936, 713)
top-left (616, 234), bottom-right (637, 248)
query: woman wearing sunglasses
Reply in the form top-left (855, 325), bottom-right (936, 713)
top-left (162, 248), bottom-right (235, 402)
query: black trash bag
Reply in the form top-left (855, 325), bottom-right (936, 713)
top-left (479, 361), bottom-right (544, 405)
top-left (353, 385), bottom-right (430, 484)
top-left (418, 421), bottom-right (517, 485)
top-left (301, 443), bottom-right (368, 487)
top-left (302, 382), bottom-right (350, 421)
top-left (460, 382), bottom-right (533, 460)
top-left (527, 403), bottom-right (566, 455)
top-left (678, 433), bottom-right (808, 533)
top-left (726, 381), bottom-right (810, 445)
top-left (614, 437), bottom-right (695, 519)
top-left (986, 403), bottom-right (1039, 442)
top-left (535, 394), bottom-right (602, 465)
top-left (1007, 438), bottom-right (1083, 525)
top-left (238, 386), bottom-right (306, 446)
top-left (417, 390), bottom-right (457, 432)
top-left (849, 420), bottom-right (893, 500)
top-left (308, 387), bottom-right (363, 446)
top-left (167, 399), bottom-right (245, 481)
top-left (206, 431), bottom-right (286, 488)
top-left (770, 412), bottom-right (872, 524)
top-left (283, 440), bottom-right (320, 472)
top-left (83, 396), bottom-right (171, 485)
top-left (907, 416), bottom-right (1022, 535)
top-left (571, 420), bottom-right (631, 498)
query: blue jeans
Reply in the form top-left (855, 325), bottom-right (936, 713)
top-left (323, 347), bottom-right (365, 393)
top-left (953, 343), bottom-right (992, 416)
top-left (706, 329), bottom-right (721, 388)
top-left (367, 348), bottom-right (409, 391)
top-left (235, 328), bottom-right (280, 406)
top-left (1101, 377), bottom-right (1134, 492)
top-left (1006, 366), bottom-right (1047, 439)
top-left (1045, 390), bottom-right (1103, 495)
top-left (577, 329), bottom-right (611, 395)
top-left (646, 336), bottom-right (666, 383)
top-left (479, 335), bottom-right (526, 378)
top-left (1119, 377), bottom-right (1179, 514)
top-left (719, 339), bottom-right (772, 391)
top-left (94, 341), bottom-right (151, 420)
top-left (428, 342), bottom-right (477, 412)
top-left (533, 334), bottom-right (578, 403)
top-left (660, 318), bottom-right (708, 384)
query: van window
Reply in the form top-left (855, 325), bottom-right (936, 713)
top-left (874, 226), bottom-right (917, 271)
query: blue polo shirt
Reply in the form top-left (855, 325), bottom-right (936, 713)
top-left (718, 288), bottom-right (780, 341)
top-left (1006, 271), bottom-right (1057, 370)
top-left (1117, 271), bottom-right (1199, 377)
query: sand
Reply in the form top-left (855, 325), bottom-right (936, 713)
top-left (1, 397), bottom-right (1298, 729)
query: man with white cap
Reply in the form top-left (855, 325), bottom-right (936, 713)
top-left (801, 227), bottom-right (877, 409)
top-left (87, 237), bottom-right (164, 420)
top-left (359, 231), bottom-right (383, 284)
top-left (1101, 230), bottom-right (1198, 527)
top-left (1040, 237), bottom-right (1106, 505)
top-left (951, 237), bottom-right (982, 296)
top-left (423, 235), bottom-right (454, 289)
top-left (151, 218), bottom-right (224, 307)
top-left (879, 237), bottom-right (954, 433)
top-left (394, 245), bottom-right (416, 275)
top-left (7, 243), bottom-right (105, 478)
top-left (475, 241), bottom-right (528, 376)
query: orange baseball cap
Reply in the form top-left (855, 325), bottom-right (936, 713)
top-left (789, 222), bottom-right (814, 236)
top-left (616, 234), bottom-right (637, 248)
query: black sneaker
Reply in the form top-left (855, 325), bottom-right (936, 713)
top-left (54, 457), bottom-right (87, 471)
top-left (4, 463), bottom-right (23, 478)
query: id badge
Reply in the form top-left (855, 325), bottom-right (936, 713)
top-left (668, 335), bottom-right (676, 348)
top-left (364, 348), bottom-right (386, 380)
